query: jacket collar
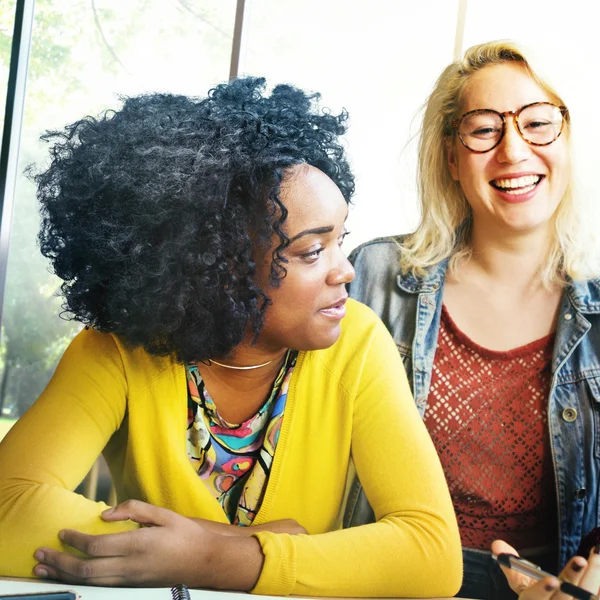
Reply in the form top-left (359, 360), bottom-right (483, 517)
top-left (396, 258), bottom-right (448, 294)
top-left (566, 278), bottom-right (600, 314)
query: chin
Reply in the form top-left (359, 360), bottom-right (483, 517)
top-left (504, 216), bottom-right (554, 233)
top-left (498, 207), bottom-right (554, 231)
top-left (295, 325), bottom-right (343, 352)
top-left (505, 200), bottom-right (559, 228)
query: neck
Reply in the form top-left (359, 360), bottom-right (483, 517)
top-left (468, 222), bottom-right (554, 289)
top-left (200, 342), bottom-right (289, 387)
top-left (196, 342), bottom-right (290, 423)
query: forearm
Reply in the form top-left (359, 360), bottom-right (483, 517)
top-left (200, 533), bottom-right (264, 591)
top-left (251, 513), bottom-right (462, 597)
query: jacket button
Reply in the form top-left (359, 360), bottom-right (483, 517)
top-left (562, 407), bottom-right (578, 422)
top-left (564, 313), bottom-right (573, 321)
top-left (575, 488), bottom-right (587, 501)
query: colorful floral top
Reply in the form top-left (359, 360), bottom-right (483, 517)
top-left (185, 350), bottom-right (297, 525)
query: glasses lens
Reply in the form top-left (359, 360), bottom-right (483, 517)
top-left (458, 110), bottom-right (503, 152)
top-left (518, 103), bottom-right (564, 145)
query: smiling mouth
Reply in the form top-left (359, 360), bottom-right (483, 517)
top-left (490, 175), bottom-right (543, 195)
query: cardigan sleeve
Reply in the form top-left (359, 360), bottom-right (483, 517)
top-left (251, 313), bottom-right (462, 597)
top-left (0, 329), bottom-right (139, 577)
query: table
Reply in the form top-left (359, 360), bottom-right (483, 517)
top-left (1, 578), bottom-right (241, 600)
top-left (0, 578), bottom-right (463, 600)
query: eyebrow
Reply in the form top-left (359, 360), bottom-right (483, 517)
top-left (288, 226), bottom-right (335, 243)
top-left (464, 101), bottom-right (552, 115)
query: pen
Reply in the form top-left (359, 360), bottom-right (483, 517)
top-left (0, 591), bottom-right (79, 600)
top-left (494, 553), bottom-right (598, 600)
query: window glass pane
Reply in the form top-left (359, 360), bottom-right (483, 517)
top-left (241, 0), bottom-right (458, 251)
top-left (462, 0), bottom-right (600, 238)
top-left (0, 0), bottom-right (17, 150)
top-left (0, 0), bottom-right (236, 427)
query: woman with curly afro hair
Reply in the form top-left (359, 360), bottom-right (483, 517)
top-left (0, 78), bottom-right (461, 596)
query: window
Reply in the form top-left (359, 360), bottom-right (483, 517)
top-left (4, 1), bottom-right (593, 433)
top-left (0, 0), bottom-right (236, 425)
top-left (0, 0), bottom-right (17, 146)
top-left (241, 0), bottom-right (457, 249)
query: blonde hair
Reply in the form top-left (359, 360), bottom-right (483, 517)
top-left (401, 40), bottom-right (591, 286)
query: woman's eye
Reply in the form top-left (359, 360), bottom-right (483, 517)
top-left (523, 120), bottom-right (551, 130)
top-left (300, 247), bottom-right (324, 261)
top-left (470, 126), bottom-right (499, 139)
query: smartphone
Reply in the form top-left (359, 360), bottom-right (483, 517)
top-left (0, 591), bottom-right (79, 600)
top-left (494, 553), bottom-right (598, 600)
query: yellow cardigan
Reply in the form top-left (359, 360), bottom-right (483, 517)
top-left (0, 299), bottom-right (462, 596)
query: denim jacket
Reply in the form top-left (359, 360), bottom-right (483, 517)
top-left (345, 235), bottom-right (600, 569)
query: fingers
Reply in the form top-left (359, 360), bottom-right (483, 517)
top-left (518, 576), bottom-right (561, 600)
top-left (551, 555), bottom-right (587, 600)
top-left (491, 540), bottom-right (600, 600)
top-left (57, 528), bottom-right (142, 557)
top-left (101, 499), bottom-right (175, 527)
top-left (277, 518), bottom-right (307, 535)
top-left (33, 528), bottom-right (149, 584)
top-left (492, 540), bottom-right (520, 557)
top-left (33, 547), bottom-right (130, 586)
top-left (578, 546), bottom-right (600, 595)
top-left (251, 518), bottom-right (308, 535)
top-left (491, 539), bottom-right (534, 595)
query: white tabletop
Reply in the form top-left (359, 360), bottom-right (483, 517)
top-left (0, 577), bottom-right (464, 600)
top-left (0, 578), bottom-right (246, 600)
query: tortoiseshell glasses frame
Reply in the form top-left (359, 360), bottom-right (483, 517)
top-left (451, 102), bottom-right (569, 154)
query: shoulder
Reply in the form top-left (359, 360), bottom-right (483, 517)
top-left (65, 327), bottom-right (121, 362)
top-left (567, 277), bottom-right (600, 314)
top-left (348, 234), bottom-right (405, 269)
top-left (300, 299), bottom-right (400, 391)
top-left (347, 235), bottom-right (405, 304)
top-left (63, 327), bottom-right (178, 382)
top-left (342, 298), bottom-right (386, 341)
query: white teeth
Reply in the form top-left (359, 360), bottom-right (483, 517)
top-left (493, 175), bottom-right (541, 189)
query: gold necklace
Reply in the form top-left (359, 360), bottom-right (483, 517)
top-left (209, 358), bottom-right (274, 370)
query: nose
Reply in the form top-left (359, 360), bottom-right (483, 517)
top-left (495, 117), bottom-right (532, 164)
top-left (327, 250), bottom-right (355, 286)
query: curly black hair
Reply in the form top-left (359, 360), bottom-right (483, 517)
top-left (34, 77), bottom-right (354, 363)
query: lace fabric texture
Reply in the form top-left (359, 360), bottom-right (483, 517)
top-left (424, 305), bottom-right (557, 550)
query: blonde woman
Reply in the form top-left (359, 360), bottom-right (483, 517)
top-left (347, 41), bottom-right (600, 600)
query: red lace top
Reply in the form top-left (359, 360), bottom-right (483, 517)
top-left (423, 305), bottom-right (558, 550)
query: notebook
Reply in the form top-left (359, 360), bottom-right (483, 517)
top-left (0, 580), bottom-right (257, 600)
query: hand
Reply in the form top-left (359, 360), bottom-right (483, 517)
top-left (251, 518), bottom-right (307, 535)
top-left (33, 499), bottom-right (261, 589)
top-left (492, 539), bottom-right (600, 599)
top-left (190, 516), bottom-right (307, 537)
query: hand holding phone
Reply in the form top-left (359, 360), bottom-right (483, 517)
top-left (493, 553), bottom-right (598, 600)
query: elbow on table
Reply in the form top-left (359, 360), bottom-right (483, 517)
top-left (437, 535), bottom-right (463, 597)
top-left (0, 483), bottom-right (32, 577)
top-left (395, 509), bottom-right (463, 597)
top-left (426, 517), bottom-right (463, 598)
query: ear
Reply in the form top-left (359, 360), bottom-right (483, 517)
top-left (446, 139), bottom-right (460, 182)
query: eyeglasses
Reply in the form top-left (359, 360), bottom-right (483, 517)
top-left (451, 102), bottom-right (569, 153)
